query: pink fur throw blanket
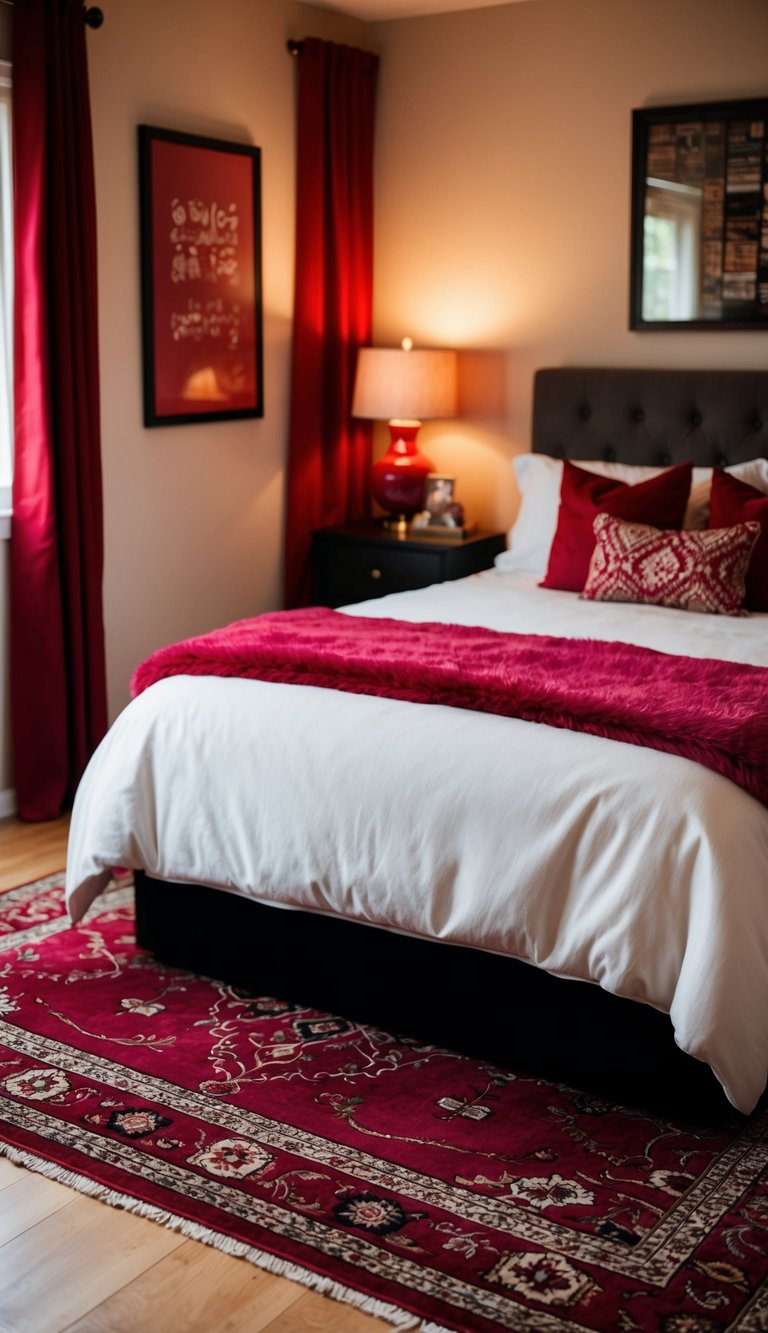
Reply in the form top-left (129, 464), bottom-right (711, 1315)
top-left (131, 607), bottom-right (768, 808)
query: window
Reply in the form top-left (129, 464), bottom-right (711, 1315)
top-left (642, 179), bottom-right (702, 323)
top-left (0, 60), bottom-right (12, 522)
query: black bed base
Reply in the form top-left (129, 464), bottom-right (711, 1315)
top-left (134, 872), bottom-right (729, 1119)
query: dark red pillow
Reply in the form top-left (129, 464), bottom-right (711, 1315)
top-left (708, 467), bottom-right (768, 611)
top-left (541, 460), bottom-right (693, 592)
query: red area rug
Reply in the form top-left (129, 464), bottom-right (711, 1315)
top-left (1, 874), bottom-right (768, 1332)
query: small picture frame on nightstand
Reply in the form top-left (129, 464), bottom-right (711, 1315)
top-left (411, 474), bottom-right (473, 540)
top-left (423, 474), bottom-right (455, 520)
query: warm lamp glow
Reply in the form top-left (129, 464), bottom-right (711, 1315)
top-left (351, 341), bottom-right (458, 530)
top-left (351, 343), bottom-right (458, 423)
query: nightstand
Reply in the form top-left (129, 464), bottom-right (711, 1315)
top-left (311, 522), bottom-right (507, 607)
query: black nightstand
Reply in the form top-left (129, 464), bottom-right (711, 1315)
top-left (311, 522), bottom-right (507, 607)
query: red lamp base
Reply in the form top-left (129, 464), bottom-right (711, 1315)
top-left (371, 420), bottom-right (434, 525)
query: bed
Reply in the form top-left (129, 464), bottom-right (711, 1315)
top-left (65, 367), bottom-right (768, 1116)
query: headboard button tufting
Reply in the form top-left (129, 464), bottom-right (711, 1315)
top-left (604, 447), bottom-right (616, 462)
top-left (632, 408), bottom-right (644, 423)
top-left (659, 452), bottom-right (672, 466)
top-left (531, 369), bottom-right (768, 471)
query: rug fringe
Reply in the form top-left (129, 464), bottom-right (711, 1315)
top-left (0, 1141), bottom-right (456, 1331)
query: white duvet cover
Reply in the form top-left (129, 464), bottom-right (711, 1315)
top-left (65, 572), bottom-right (768, 1114)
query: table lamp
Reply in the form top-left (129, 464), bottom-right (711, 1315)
top-left (352, 338), bottom-right (458, 532)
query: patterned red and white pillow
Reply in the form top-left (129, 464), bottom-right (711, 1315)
top-left (582, 513), bottom-right (760, 615)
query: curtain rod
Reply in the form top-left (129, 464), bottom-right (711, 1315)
top-left (0, 0), bottom-right (105, 24)
top-left (287, 40), bottom-right (303, 56)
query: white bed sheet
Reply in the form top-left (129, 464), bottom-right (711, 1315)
top-left (65, 571), bottom-right (768, 1114)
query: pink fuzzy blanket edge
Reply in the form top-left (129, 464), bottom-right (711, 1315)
top-left (131, 606), bottom-right (768, 809)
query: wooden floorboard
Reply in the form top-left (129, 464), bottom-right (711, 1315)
top-left (0, 812), bottom-right (70, 891)
top-left (63, 1243), bottom-right (303, 1333)
top-left (0, 816), bottom-right (393, 1333)
top-left (0, 1162), bottom-right (73, 1247)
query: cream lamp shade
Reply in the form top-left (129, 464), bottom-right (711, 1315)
top-left (351, 346), bottom-right (458, 423)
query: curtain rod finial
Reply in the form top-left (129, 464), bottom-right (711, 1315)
top-left (85, 7), bottom-right (104, 28)
top-left (287, 39), bottom-right (303, 56)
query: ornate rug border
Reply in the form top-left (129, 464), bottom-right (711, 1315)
top-left (0, 1138), bottom-right (453, 1333)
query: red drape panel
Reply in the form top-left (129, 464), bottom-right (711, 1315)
top-left (10, 0), bottom-right (107, 820)
top-left (284, 38), bottom-right (379, 608)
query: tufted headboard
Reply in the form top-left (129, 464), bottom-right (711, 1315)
top-left (532, 368), bottom-right (768, 469)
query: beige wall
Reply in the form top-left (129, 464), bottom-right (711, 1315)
top-left (371, 0), bottom-right (768, 532)
top-left (89, 0), bottom-right (370, 719)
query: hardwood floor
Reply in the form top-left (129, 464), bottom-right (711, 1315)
top-left (0, 814), bottom-right (72, 892)
top-left (0, 816), bottom-right (390, 1333)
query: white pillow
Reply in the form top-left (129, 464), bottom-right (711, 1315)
top-left (495, 454), bottom-right (768, 575)
top-left (494, 454), bottom-right (563, 574)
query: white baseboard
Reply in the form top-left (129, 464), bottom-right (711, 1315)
top-left (0, 787), bottom-right (17, 819)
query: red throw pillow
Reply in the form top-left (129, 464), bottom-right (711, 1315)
top-left (582, 513), bottom-right (760, 615)
top-left (708, 467), bottom-right (768, 611)
top-left (541, 460), bottom-right (693, 592)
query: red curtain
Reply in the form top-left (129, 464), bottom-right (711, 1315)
top-left (284, 38), bottom-right (379, 608)
top-left (10, 0), bottom-right (107, 820)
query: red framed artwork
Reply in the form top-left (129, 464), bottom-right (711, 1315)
top-left (138, 125), bottom-right (263, 426)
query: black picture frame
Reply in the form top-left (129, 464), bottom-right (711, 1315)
top-left (138, 125), bottom-right (264, 426)
top-left (630, 97), bottom-right (768, 331)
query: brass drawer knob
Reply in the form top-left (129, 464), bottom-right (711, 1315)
top-left (370, 567), bottom-right (382, 580)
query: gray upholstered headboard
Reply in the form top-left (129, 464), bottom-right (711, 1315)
top-left (532, 368), bottom-right (768, 469)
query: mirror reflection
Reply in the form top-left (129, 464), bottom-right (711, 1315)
top-left (631, 101), bottom-right (768, 329)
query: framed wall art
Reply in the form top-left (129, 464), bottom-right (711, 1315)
top-left (138, 125), bottom-right (263, 425)
top-left (630, 97), bottom-right (768, 330)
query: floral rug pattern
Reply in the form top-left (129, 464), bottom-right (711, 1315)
top-left (0, 874), bottom-right (767, 1332)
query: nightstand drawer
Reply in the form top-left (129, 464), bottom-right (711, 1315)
top-left (325, 545), bottom-right (443, 605)
top-left (311, 524), bottom-right (507, 608)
